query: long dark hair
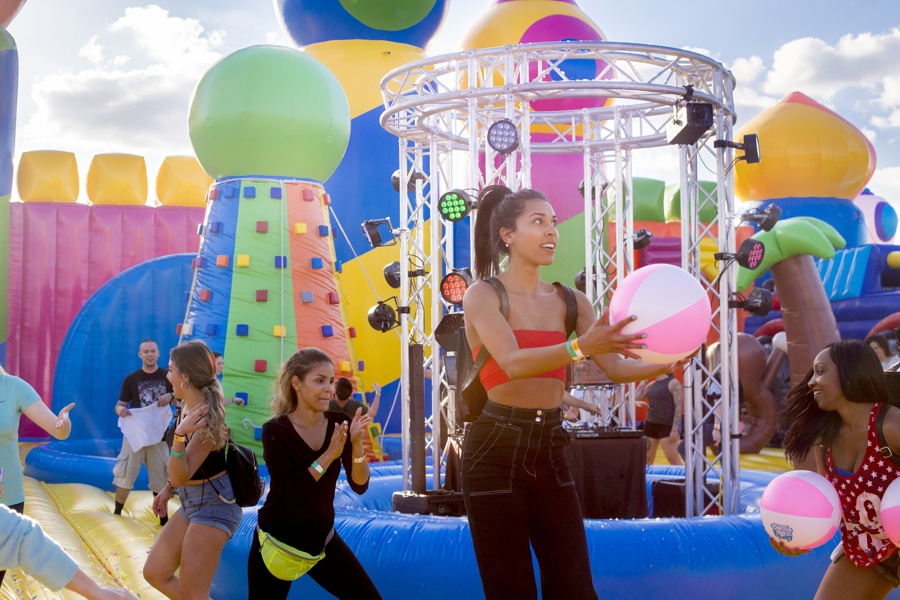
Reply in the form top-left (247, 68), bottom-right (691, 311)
top-left (271, 348), bottom-right (333, 417)
top-left (780, 339), bottom-right (888, 463)
top-left (472, 185), bottom-right (549, 280)
top-left (169, 341), bottom-right (228, 449)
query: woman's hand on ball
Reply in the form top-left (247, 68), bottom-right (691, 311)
top-left (768, 537), bottom-right (810, 557)
top-left (580, 310), bottom-right (646, 359)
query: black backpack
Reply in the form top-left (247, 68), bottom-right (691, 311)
top-left (457, 278), bottom-right (578, 422)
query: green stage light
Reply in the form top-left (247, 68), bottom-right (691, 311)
top-left (438, 189), bottom-right (473, 223)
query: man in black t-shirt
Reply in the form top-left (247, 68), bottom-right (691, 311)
top-left (328, 377), bottom-right (380, 419)
top-left (112, 339), bottom-right (174, 523)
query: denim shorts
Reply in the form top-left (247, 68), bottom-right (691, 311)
top-left (831, 542), bottom-right (900, 587)
top-left (177, 474), bottom-right (243, 538)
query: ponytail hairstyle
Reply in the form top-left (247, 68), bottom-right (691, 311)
top-left (473, 185), bottom-right (549, 280)
top-left (780, 339), bottom-right (888, 463)
top-left (169, 341), bottom-right (228, 449)
top-left (271, 348), bottom-right (333, 417)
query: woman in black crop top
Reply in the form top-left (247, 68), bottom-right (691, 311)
top-left (462, 185), bottom-right (682, 599)
top-left (143, 341), bottom-right (242, 599)
top-left (247, 347), bottom-right (381, 599)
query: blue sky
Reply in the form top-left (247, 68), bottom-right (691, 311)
top-left (5, 0), bottom-right (900, 202)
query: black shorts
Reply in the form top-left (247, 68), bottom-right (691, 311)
top-left (644, 421), bottom-right (675, 440)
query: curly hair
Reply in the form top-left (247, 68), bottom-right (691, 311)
top-left (169, 340), bottom-right (228, 449)
top-left (780, 339), bottom-right (889, 464)
top-left (271, 348), bottom-right (333, 418)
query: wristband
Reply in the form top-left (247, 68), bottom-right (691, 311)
top-left (713, 424), bottom-right (721, 431)
top-left (570, 337), bottom-right (586, 360)
top-left (311, 460), bottom-right (326, 475)
top-left (352, 455), bottom-right (367, 464)
top-left (565, 339), bottom-right (579, 361)
top-left (170, 449), bottom-right (186, 458)
top-left (173, 433), bottom-right (186, 444)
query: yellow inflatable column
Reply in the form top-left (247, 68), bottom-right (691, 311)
top-left (16, 150), bottom-right (79, 203)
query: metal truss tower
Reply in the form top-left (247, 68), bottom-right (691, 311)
top-left (381, 42), bottom-right (743, 516)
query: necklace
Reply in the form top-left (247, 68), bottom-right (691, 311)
top-left (181, 403), bottom-right (202, 423)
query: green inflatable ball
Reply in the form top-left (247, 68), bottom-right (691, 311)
top-left (189, 45), bottom-right (351, 182)
top-left (338, 0), bottom-right (436, 31)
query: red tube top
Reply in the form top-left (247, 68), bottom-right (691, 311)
top-left (474, 330), bottom-right (568, 391)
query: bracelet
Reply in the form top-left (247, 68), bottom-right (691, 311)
top-left (311, 460), bottom-right (326, 475)
top-left (352, 455), bottom-right (366, 464)
top-left (170, 449), bottom-right (186, 458)
top-left (570, 337), bottom-right (586, 360)
top-left (713, 424), bottom-right (721, 431)
top-left (173, 433), bottom-right (186, 444)
top-left (565, 339), bottom-right (578, 361)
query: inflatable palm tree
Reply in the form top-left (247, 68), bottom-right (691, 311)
top-left (737, 217), bottom-right (846, 389)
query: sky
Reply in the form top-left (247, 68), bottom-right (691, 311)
top-left (5, 0), bottom-right (900, 203)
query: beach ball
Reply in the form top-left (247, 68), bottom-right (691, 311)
top-left (608, 264), bottom-right (711, 364)
top-left (879, 477), bottom-right (900, 545)
top-left (761, 470), bottom-right (841, 550)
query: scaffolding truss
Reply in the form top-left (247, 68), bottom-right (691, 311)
top-left (380, 41), bottom-right (744, 516)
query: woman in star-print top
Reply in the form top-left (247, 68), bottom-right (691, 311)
top-left (777, 339), bottom-right (900, 599)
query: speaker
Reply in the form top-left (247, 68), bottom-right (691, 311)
top-left (666, 102), bottom-right (713, 145)
top-left (651, 478), bottom-right (721, 517)
top-left (392, 490), bottom-right (466, 517)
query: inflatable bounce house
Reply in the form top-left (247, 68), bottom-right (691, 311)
top-left (4, 0), bottom-right (900, 599)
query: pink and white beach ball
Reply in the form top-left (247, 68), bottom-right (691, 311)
top-left (608, 264), bottom-right (711, 364)
top-left (879, 477), bottom-right (900, 545)
top-left (761, 470), bottom-right (841, 550)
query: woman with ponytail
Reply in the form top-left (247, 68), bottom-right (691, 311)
top-left (462, 185), bottom-right (681, 599)
top-left (143, 340), bottom-right (242, 599)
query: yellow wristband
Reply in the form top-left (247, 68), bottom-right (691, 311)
top-left (570, 337), bottom-right (585, 360)
top-left (352, 455), bottom-right (366, 464)
top-left (173, 433), bottom-right (186, 444)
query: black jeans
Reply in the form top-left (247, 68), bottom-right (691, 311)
top-left (462, 401), bottom-right (598, 600)
top-left (0, 502), bottom-right (24, 586)
top-left (247, 529), bottom-right (381, 599)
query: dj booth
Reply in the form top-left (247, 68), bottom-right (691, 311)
top-left (565, 429), bottom-right (648, 519)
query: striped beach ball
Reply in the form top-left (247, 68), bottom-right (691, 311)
top-left (761, 470), bottom-right (841, 550)
top-left (879, 477), bottom-right (900, 545)
top-left (608, 264), bottom-right (711, 364)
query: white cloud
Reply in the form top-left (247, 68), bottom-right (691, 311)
top-left (78, 35), bottom-right (103, 63)
top-left (21, 6), bottom-right (225, 157)
top-left (763, 28), bottom-right (900, 103)
top-left (729, 56), bottom-right (765, 85)
top-left (869, 166), bottom-right (900, 205)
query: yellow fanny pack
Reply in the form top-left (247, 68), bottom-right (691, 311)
top-left (257, 526), bottom-right (330, 581)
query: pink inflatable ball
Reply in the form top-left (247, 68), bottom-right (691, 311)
top-left (761, 470), bottom-right (841, 551)
top-left (607, 264), bottom-right (711, 364)
top-left (880, 476), bottom-right (900, 546)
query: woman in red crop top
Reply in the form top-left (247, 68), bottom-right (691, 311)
top-left (461, 185), bottom-right (679, 600)
top-left (144, 341), bottom-right (241, 599)
top-left (777, 339), bottom-right (900, 598)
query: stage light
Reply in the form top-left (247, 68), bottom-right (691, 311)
top-left (361, 218), bottom-right (397, 248)
top-left (391, 169), bottom-right (428, 193)
top-left (367, 298), bottom-right (400, 332)
top-left (632, 228), bottom-right (653, 250)
top-left (383, 261), bottom-right (428, 289)
top-left (434, 312), bottom-right (466, 353)
top-left (440, 270), bottom-right (472, 306)
top-left (438, 189), bottom-right (473, 223)
top-left (714, 134), bottom-right (762, 165)
top-left (578, 179), bottom-right (609, 199)
top-left (487, 118), bottom-right (520, 155)
top-left (729, 287), bottom-right (773, 317)
top-left (715, 238), bottom-right (766, 270)
top-left (574, 269), bottom-right (587, 293)
top-left (666, 102), bottom-right (713, 146)
top-left (384, 262), bottom-right (401, 289)
top-left (738, 204), bottom-right (781, 232)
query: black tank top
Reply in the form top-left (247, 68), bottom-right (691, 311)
top-left (646, 375), bottom-right (676, 425)
top-left (166, 405), bottom-right (227, 480)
